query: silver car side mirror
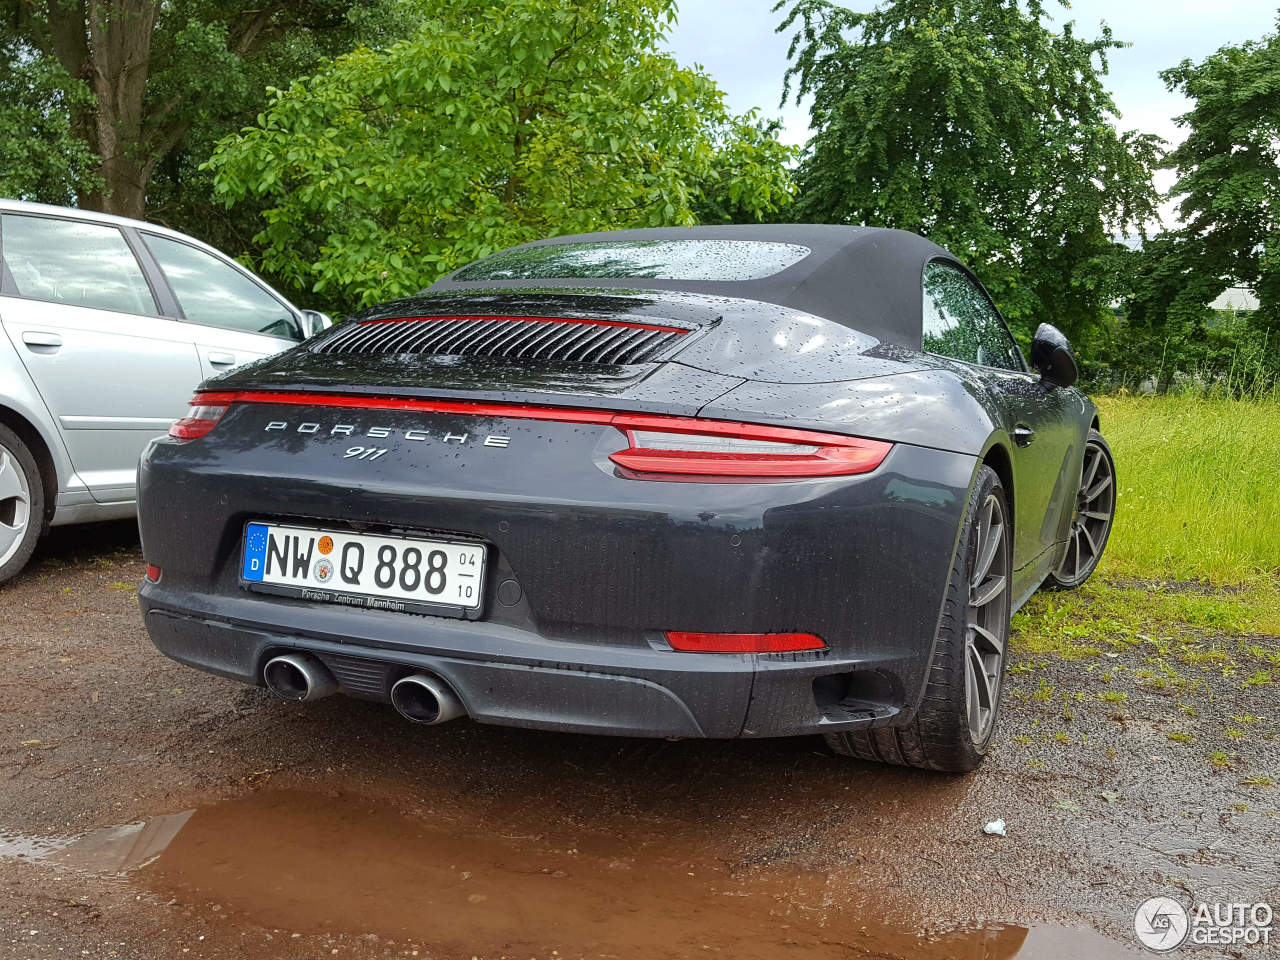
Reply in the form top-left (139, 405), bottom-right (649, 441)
top-left (299, 309), bottom-right (333, 339)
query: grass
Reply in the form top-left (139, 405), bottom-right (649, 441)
top-left (1013, 578), bottom-right (1280, 688)
top-left (1096, 391), bottom-right (1280, 584)
top-left (1210, 751), bottom-right (1234, 770)
top-left (1010, 391), bottom-right (1280, 699)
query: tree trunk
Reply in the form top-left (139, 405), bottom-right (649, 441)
top-left (85, 0), bottom-right (159, 218)
top-left (26, 0), bottom-right (337, 218)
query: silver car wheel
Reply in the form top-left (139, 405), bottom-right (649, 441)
top-left (0, 442), bottom-right (32, 569)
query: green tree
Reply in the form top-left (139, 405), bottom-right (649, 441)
top-left (0, 48), bottom-right (99, 204)
top-left (1152, 20), bottom-right (1280, 329)
top-left (691, 115), bottom-right (797, 225)
top-left (0, 1), bottom-right (413, 219)
top-left (208, 0), bottom-right (796, 312)
top-left (775, 0), bottom-right (1160, 345)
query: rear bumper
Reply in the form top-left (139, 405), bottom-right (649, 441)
top-left (136, 402), bottom-right (977, 739)
top-left (140, 591), bottom-right (920, 738)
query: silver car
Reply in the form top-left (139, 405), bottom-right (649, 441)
top-left (0, 199), bottom-right (328, 584)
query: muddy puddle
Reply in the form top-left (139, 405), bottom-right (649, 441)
top-left (3, 789), bottom-right (1144, 959)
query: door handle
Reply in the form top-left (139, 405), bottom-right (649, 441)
top-left (206, 352), bottom-right (236, 366)
top-left (22, 330), bottom-right (62, 350)
top-left (1013, 425), bottom-right (1036, 447)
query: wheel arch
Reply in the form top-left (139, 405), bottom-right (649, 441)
top-left (979, 439), bottom-right (1014, 529)
top-left (0, 402), bottom-right (59, 527)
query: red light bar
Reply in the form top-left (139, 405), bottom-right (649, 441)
top-left (174, 391), bottom-right (892, 479)
top-left (666, 631), bottom-right (827, 653)
top-left (358, 314), bottom-right (689, 335)
top-left (185, 390), bottom-right (618, 425)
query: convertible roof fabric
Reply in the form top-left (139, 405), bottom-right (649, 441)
top-left (427, 224), bottom-right (961, 350)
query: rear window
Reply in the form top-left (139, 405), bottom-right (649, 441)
top-left (0, 214), bottom-right (157, 315)
top-left (452, 240), bottom-right (811, 283)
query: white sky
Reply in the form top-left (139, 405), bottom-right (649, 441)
top-left (665, 0), bottom-right (1278, 226)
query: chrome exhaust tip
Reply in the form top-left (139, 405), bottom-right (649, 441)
top-left (390, 673), bottom-right (465, 725)
top-left (263, 653), bottom-right (338, 702)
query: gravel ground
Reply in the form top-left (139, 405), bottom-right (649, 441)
top-left (0, 522), bottom-right (1275, 959)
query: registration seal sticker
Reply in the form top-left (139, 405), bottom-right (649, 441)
top-left (314, 558), bottom-right (335, 583)
top-left (318, 535), bottom-right (334, 555)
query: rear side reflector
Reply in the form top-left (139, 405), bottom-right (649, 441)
top-left (666, 631), bottom-right (827, 653)
top-left (173, 391), bottom-right (892, 479)
top-left (144, 564), bottom-right (162, 582)
top-left (169, 397), bottom-right (231, 440)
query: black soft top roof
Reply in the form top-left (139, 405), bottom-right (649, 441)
top-left (427, 224), bottom-right (961, 349)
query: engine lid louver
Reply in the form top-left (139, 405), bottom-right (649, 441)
top-left (312, 314), bottom-right (692, 365)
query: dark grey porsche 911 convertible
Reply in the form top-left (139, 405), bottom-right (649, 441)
top-left (137, 225), bottom-right (1116, 772)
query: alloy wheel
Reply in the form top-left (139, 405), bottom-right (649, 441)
top-left (0, 443), bottom-right (32, 569)
top-left (966, 492), bottom-right (1009, 744)
top-left (1057, 439), bottom-right (1115, 585)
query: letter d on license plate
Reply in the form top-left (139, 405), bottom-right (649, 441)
top-left (241, 521), bottom-right (486, 616)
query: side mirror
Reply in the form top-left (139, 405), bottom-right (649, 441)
top-left (1029, 323), bottom-right (1078, 388)
top-left (299, 309), bottom-right (333, 339)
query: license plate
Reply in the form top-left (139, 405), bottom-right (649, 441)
top-left (241, 522), bottom-right (486, 616)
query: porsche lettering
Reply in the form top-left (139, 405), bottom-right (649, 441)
top-left (264, 421), bottom-right (511, 448)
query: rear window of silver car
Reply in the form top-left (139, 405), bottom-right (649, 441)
top-left (452, 240), bottom-right (811, 282)
top-left (0, 214), bottom-right (158, 316)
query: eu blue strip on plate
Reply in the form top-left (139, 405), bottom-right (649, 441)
top-left (243, 523), bottom-right (269, 581)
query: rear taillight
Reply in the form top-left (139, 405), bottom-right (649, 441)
top-left (169, 393), bottom-right (233, 441)
top-left (144, 564), bottom-right (162, 582)
top-left (609, 415), bottom-right (891, 479)
top-left (666, 631), bottom-right (827, 653)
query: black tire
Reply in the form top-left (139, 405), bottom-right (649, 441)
top-left (0, 423), bottom-right (44, 586)
top-left (1043, 429), bottom-right (1115, 591)
top-left (826, 465), bottom-right (1012, 772)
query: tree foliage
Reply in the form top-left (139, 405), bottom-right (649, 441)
top-left (0, 46), bottom-right (99, 204)
top-left (775, 0), bottom-right (1160, 345)
top-left (1131, 20), bottom-right (1280, 332)
top-left (207, 0), bottom-right (796, 312)
top-left (690, 115), bottom-right (797, 225)
top-left (0, 0), bottom-right (413, 219)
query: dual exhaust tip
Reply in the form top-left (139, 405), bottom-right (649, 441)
top-left (262, 652), bottom-right (338, 702)
top-left (262, 653), bottom-right (464, 725)
top-left (388, 672), bottom-right (465, 725)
